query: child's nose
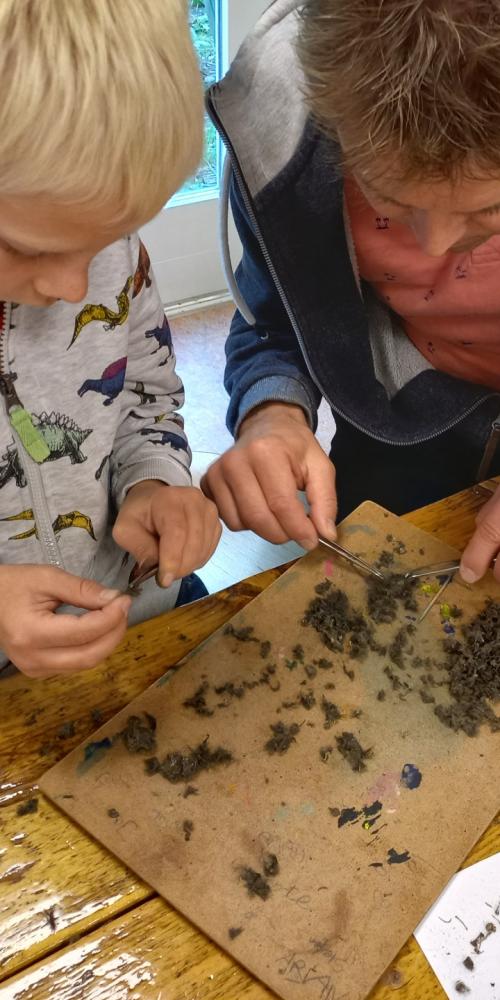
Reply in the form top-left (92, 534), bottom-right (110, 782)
top-left (34, 254), bottom-right (90, 303)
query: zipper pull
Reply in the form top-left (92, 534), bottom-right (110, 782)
top-left (0, 372), bottom-right (50, 463)
top-left (0, 372), bottom-right (22, 408)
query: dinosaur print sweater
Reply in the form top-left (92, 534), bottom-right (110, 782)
top-left (0, 233), bottom-right (191, 643)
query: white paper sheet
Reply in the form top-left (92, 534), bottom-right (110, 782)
top-left (415, 853), bottom-right (500, 999)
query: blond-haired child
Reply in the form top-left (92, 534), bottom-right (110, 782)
top-left (0, 0), bottom-right (220, 678)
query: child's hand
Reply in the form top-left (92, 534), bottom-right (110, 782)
top-left (0, 565), bottom-right (131, 678)
top-left (113, 481), bottom-right (221, 588)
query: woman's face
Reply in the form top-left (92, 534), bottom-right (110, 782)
top-left (354, 162), bottom-right (500, 257)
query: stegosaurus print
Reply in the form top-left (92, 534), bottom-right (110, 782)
top-left (68, 275), bottom-right (133, 349)
top-left (0, 412), bottom-right (92, 490)
top-left (1, 509), bottom-right (96, 541)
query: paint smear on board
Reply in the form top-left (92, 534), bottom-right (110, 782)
top-left (77, 737), bottom-right (112, 775)
top-left (336, 800), bottom-right (383, 830)
top-left (324, 559), bottom-right (334, 577)
top-left (275, 804), bottom-right (290, 822)
top-left (342, 523), bottom-right (377, 538)
top-left (300, 802), bottom-right (316, 817)
top-left (368, 771), bottom-right (401, 807)
top-left (400, 764), bottom-right (422, 790)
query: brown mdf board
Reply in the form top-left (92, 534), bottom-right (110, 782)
top-left (41, 502), bottom-right (500, 1000)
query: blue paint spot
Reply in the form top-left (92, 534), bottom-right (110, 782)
top-left (443, 623), bottom-right (455, 635)
top-left (77, 737), bottom-right (112, 775)
top-left (275, 804), bottom-right (290, 822)
top-left (84, 737), bottom-right (112, 761)
top-left (300, 802), bottom-right (315, 817)
top-left (343, 523), bottom-right (377, 538)
top-left (338, 807), bottom-right (360, 828)
top-left (401, 763), bottom-right (422, 790)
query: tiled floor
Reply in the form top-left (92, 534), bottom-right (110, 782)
top-left (170, 302), bottom-right (336, 593)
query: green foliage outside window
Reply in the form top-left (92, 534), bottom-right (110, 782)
top-left (179, 0), bottom-right (219, 197)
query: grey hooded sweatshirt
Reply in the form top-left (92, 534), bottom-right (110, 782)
top-left (0, 233), bottom-right (191, 665)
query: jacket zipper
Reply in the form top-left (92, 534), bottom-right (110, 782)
top-left (0, 302), bottom-right (63, 567)
top-left (0, 302), bottom-right (22, 415)
top-left (208, 96), bottom-right (499, 449)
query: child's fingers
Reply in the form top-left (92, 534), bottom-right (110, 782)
top-left (24, 615), bottom-right (130, 679)
top-left (157, 506), bottom-right (189, 587)
top-left (41, 567), bottom-right (122, 609)
top-left (112, 513), bottom-right (159, 571)
top-left (36, 596), bottom-right (131, 649)
top-left (175, 505), bottom-right (222, 579)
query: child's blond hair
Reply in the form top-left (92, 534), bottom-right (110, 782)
top-left (0, 0), bottom-right (203, 220)
top-left (298, 0), bottom-right (500, 181)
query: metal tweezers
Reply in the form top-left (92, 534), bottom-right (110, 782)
top-left (402, 560), bottom-right (463, 624)
top-left (126, 564), bottom-right (160, 597)
top-left (319, 543), bottom-right (461, 624)
top-left (404, 560), bottom-right (460, 580)
top-left (318, 537), bottom-right (385, 581)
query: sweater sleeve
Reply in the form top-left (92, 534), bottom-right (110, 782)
top-left (111, 234), bottom-right (191, 506)
top-left (224, 172), bottom-right (322, 436)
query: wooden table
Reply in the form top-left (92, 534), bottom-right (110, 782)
top-left (1, 482), bottom-right (499, 1000)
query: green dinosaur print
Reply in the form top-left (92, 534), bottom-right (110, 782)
top-left (0, 412), bottom-right (92, 490)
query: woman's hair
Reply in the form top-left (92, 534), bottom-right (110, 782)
top-left (0, 0), bottom-right (203, 220)
top-left (298, 0), bottom-right (500, 179)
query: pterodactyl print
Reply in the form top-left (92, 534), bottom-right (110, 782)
top-left (68, 276), bottom-right (133, 349)
top-left (1, 508), bottom-right (97, 541)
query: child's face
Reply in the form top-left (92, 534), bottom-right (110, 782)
top-left (0, 196), bottom-right (138, 306)
top-left (355, 162), bottom-right (500, 257)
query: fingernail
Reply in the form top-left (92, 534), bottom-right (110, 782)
top-left (460, 565), bottom-right (479, 584)
top-left (300, 537), bottom-right (317, 552)
top-left (115, 595), bottom-right (131, 615)
top-left (99, 588), bottom-right (122, 604)
top-left (325, 519), bottom-right (337, 539)
top-left (159, 571), bottom-right (174, 589)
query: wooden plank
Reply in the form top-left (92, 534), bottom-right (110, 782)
top-left (0, 794), bottom-right (152, 981)
top-left (404, 479), bottom-right (499, 548)
top-left (0, 897), bottom-right (276, 1000)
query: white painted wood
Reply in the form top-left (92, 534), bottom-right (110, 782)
top-left (141, 0), bottom-right (268, 306)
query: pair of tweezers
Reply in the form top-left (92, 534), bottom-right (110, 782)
top-left (127, 538), bottom-right (385, 595)
top-left (126, 564), bottom-right (160, 597)
top-left (318, 537), bottom-right (385, 580)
